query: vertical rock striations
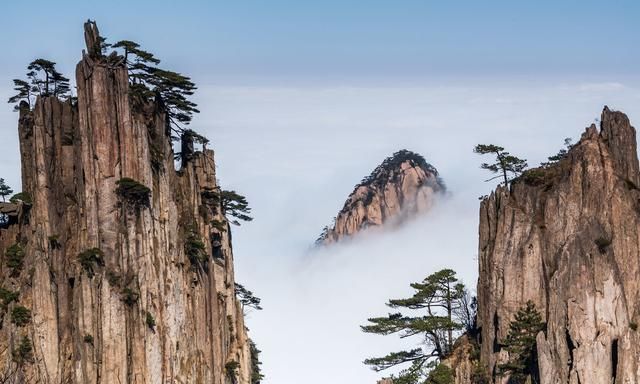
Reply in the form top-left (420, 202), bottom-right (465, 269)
top-left (316, 150), bottom-right (445, 245)
top-left (475, 107), bottom-right (640, 383)
top-left (0, 22), bottom-right (252, 384)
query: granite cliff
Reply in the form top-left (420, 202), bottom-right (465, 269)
top-left (445, 107), bottom-right (640, 384)
top-left (316, 150), bottom-right (445, 245)
top-left (0, 22), bottom-right (253, 384)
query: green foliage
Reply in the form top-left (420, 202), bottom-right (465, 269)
top-left (220, 190), bottom-right (253, 226)
top-left (0, 288), bottom-right (19, 310)
top-left (470, 365), bottom-right (491, 384)
top-left (474, 144), bottom-right (527, 186)
top-left (110, 39), bottom-right (199, 138)
top-left (146, 312), bottom-right (156, 330)
top-left (425, 363), bottom-right (454, 384)
top-left (362, 269), bottom-right (473, 384)
top-left (184, 226), bottom-right (207, 267)
top-left (541, 138), bottom-right (573, 167)
top-left (235, 283), bottom-right (263, 311)
top-left (250, 339), bottom-right (265, 384)
top-left (116, 178), bottom-right (151, 209)
top-left (6, 243), bottom-right (25, 276)
top-left (9, 192), bottom-right (32, 205)
top-left (48, 235), bottom-right (61, 249)
top-left (121, 287), bottom-right (139, 307)
top-left (106, 270), bottom-right (122, 287)
top-left (0, 178), bottom-right (13, 202)
top-left (11, 306), bottom-right (31, 327)
top-left (78, 248), bottom-right (104, 278)
top-left (83, 334), bottom-right (94, 345)
top-left (497, 300), bottom-right (545, 383)
top-left (211, 219), bottom-right (227, 233)
top-left (8, 59), bottom-right (71, 110)
top-left (595, 236), bottom-right (612, 254)
top-left (12, 336), bottom-right (33, 364)
top-left (225, 361), bottom-right (240, 377)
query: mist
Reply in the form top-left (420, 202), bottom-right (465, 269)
top-left (1, 80), bottom-right (640, 383)
top-left (194, 81), bottom-right (640, 384)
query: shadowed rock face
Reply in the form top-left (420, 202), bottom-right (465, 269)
top-left (316, 150), bottom-right (445, 245)
top-left (466, 107), bottom-right (640, 384)
top-left (0, 23), bottom-right (252, 384)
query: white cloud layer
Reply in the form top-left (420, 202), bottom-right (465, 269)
top-left (1, 81), bottom-right (640, 383)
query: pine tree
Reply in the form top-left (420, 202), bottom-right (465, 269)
top-left (111, 40), bottom-right (200, 137)
top-left (7, 79), bottom-right (35, 110)
top-left (541, 138), bottom-right (573, 167)
top-left (220, 190), bottom-right (253, 226)
top-left (474, 144), bottom-right (527, 185)
top-left (0, 179), bottom-right (13, 202)
top-left (497, 300), bottom-right (546, 384)
top-left (249, 339), bottom-right (265, 384)
top-left (362, 269), bottom-right (473, 384)
top-left (235, 283), bottom-right (262, 311)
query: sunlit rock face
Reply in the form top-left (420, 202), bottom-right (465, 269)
top-left (316, 150), bottom-right (445, 245)
top-left (467, 107), bottom-right (640, 384)
top-left (0, 22), bottom-right (252, 384)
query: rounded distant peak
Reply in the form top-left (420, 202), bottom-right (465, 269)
top-left (315, 149), bottom-right (445, 246)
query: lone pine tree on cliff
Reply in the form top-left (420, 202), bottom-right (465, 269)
top-left (474, 144), bottom-right (527, 185)
top-left (8, 59), bottom-right (71, 109)
top-left (361, 269), bottom-right (474, 383)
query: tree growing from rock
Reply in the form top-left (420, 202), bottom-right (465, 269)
top-left (220, 190), bottom-right (253, 226)
top-left (235, 283), bottom-right (263, 312)
top-left (0, 179), bottom-right (13, 202)
top-left (497, 300), bottom-right (546, 384)
top-left (8, 59), bottom-right (71, 110)
top-left (474, 144), bottom-right (527, 185)
top-left (361, 269), bottom-right (471, 383)
top-left (111, 39), bottom-right (200, 139)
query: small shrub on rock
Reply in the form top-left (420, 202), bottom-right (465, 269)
top-left (83, 334), bottom-right (94, 345)
top-left (146, 312), bottom-right (156, 330)
top-left (11, 306), bottom-right (31, 327)
top-left (121, 287), bottom-right (139, 307)
top-left (6, 243), bottom-right (25, 276)
top-left (12, 336), bottom-right (33, 364)
top-left (116, 178), bottom-right (150, 209)
top-left (78, 248), bottom-right (104, 278)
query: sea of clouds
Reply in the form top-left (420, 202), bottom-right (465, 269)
top-left (1, 80), bottom-right (639, 383)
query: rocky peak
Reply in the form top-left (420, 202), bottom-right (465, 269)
top-left (458, 106), bottom-right (640, 384)
top-left (0, 22), bottom-right (253, 383)
top-left (316, 150), bottom-right (445, 245)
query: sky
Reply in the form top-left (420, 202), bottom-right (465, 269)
top-left (1, 2), bottom-right (640, 384)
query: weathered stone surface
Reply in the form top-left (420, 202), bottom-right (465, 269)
top-left (317, 150), bottom-right (445, 245)
top-left (0, 24), bottom-right (252, 384)
top-left (474, 107), bottom-right (640, 384)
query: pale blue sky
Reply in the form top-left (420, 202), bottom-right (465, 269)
top-left (1, 0), bottom-right (638, 84)
top-left (2, 4), bottom-right (640, 383)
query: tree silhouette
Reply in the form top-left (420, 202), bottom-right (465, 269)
top-left (362, 269), bottom-right (472, 383)
top-left (0, 179), bottom-right (13, 202)
top-left (220, 190), bottom-right (253, 226)
top-left (474, 144), bottom-right (527, 185)
top-left (235, 283), bottom-right (263, 311)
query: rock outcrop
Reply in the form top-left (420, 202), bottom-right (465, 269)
top-left (0, 22), bottom-right (252, 384)
top-left (316, 150), bottom-right (444, 245)
top-left (473, 107), bottom-right (640, 383)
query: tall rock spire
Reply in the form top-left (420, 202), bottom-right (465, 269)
top-left (0, 22), bottom-right (253, 384)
